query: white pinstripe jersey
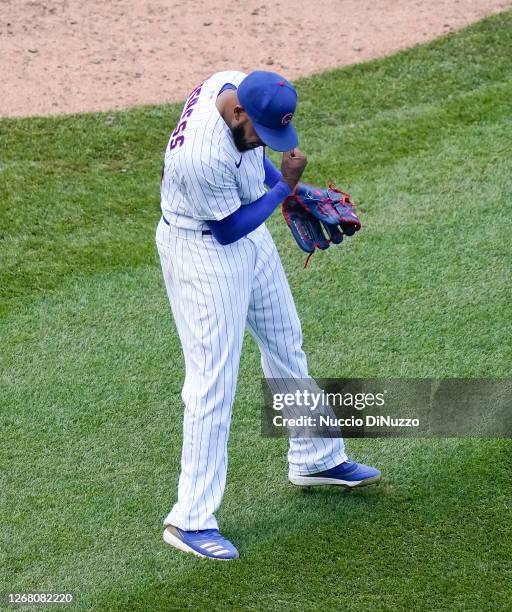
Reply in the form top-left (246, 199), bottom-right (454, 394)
top-left (160, 71), bottom-right (267, 231)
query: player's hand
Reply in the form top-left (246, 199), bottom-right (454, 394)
top-left (281, 148), bottom-right (308, 191)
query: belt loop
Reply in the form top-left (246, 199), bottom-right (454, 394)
top-left (161, 215), bottom-right (212, 237)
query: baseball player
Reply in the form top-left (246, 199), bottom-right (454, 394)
top-left (156, 70), bottom-right (381, 560)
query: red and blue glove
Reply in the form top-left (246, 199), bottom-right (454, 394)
top-left (282, 183), bottom-right (361, 264)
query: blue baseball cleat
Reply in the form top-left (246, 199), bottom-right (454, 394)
top-left (289, 458), bottom-right (381, 489)
top-left (163, 525), bottom-right (239, 560)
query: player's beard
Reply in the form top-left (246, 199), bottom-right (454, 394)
top-left (231, 124), bottom-right (254, 152)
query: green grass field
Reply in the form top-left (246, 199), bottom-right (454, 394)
top-left (1, 12), bottom-right (512, 611)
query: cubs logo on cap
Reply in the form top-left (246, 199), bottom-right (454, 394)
top-left (238, 71), bottom-right (298, 152)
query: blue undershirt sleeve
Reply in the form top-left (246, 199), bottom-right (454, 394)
top-left (205, 179), bottom-right (291, 245)
top-left (263, 155), bottom-right (282, 188)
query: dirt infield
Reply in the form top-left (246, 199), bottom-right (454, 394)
top-left (1, 0), bottom-right (510, 117)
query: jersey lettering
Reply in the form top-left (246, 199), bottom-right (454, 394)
top-left (169, 83), bottom-right (203, 151)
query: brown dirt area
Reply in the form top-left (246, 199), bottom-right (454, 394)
top-left (1, 0), bottom-right (510, 117)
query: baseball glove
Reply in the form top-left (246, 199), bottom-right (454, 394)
top-left (282, 182), bottom-right (361, 266)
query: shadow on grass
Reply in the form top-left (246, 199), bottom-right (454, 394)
top-left (88, 439), bottom-right (511, 610)
top-left (89, 482), bottom-right (393, 611)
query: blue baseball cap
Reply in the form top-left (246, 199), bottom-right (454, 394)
top-left (237, 71), bottom-right (298, 152)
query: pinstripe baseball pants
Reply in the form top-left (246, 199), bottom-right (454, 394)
top-left (156, 217), bottom-right (347, 530)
